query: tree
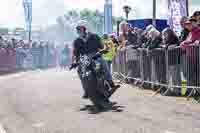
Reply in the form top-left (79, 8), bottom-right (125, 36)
top-left (64, 10), bottom-right (79, 22)
top-left (0, 28), bottom-right (9, 35)
top-left (53, 9), bottom-right (124, 41)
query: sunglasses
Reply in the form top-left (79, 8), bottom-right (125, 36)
top-left (76, 26), bottom-right (86, 31)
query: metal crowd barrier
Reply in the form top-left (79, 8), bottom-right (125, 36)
top-left (0, 48), bottom-right (16, 72)
top-left (0, 46), bottom-right (58, 74)
top-left (113, 44), bottom-right (200, 97)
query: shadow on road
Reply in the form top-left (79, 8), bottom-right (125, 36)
top-left (79, 104), bottom-right (125, 114)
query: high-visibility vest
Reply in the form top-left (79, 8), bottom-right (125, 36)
top-left (102, 39), bottom-right (116, 61)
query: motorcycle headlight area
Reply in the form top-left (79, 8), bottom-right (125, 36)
top-left (80, 55), bottom-right (91, 66)
top-left (79, 55), bottom-right (93, 78)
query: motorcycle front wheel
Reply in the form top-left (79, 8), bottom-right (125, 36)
top-left (81, 73), bottom-right (111, 108)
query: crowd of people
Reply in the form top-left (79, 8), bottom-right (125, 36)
top-left (102, 11), bottom-right (200, 52)
top-left (102, 11), bottom-right (200, 96)
top-left (0, 37), bottom-right (59, 71)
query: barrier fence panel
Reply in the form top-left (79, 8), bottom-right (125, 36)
top-left (167, 46), bottom-right (182, 95)
top-left (113, 43), bottom-right (200, 96)
top-left (139, 48), bottom-right (151, 85)
top-left (181, 45), bottom-right (200, 95)
top-left (0, 45), bottom-right (60, 74)
top-left (0, 48), bottom-right (16, 73)
top-left (151, 48), bottom-right (167, 87)
top-left (125, 48), bottom-right (141, 82)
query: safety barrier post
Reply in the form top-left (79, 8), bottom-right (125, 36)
top-left (163, 47), bottom-right (170, 95)
top-left (139, 48), bottom-right (144, 88)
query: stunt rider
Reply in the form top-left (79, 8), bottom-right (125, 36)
top-left (72, 20), bottom-right (120, 99)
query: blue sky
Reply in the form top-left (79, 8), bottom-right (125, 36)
top-left (0, 0), bottom-right (199, 28)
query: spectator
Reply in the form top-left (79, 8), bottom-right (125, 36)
top-left (192, 11), bottom-right (200, 26)
top-left (102, 34), bottom-right (109, 41)
top-left (162, 28), bottom-right (181, 95)
top-left (118, 21), bottom-right (129, 49)
top-left (11, 38), bottom-right (17, 48)
top-left (31, 42), bottom-right (40, 69)
top-left (60, 44), bottom-right (70, 70)
top-left (139, 32), bottom-right (149, 45)
top-left (102, 36), bottom-right (116, 73)
top-left (144, 24), bottom-right (155, 34)
top-left (0, 36), bottom-right (4, 46)
top-left (181, 20), bottom-right (200, 47)
top-left (144, 27), bottom-right (166, 87)
top-left (16, 41), bottom-right (27, 70)
top-left (180, 19), bottom-right (200, 95)
top-left (126, 25), bottom-right (138, 47)
top-left (38, 43), bottom-right (45, 69)
top-left (162, 28), bottom-right (179, 47)
top-left (135, 28), bottom-right (144, 47)
top-left (118, 21), bottom-right (140, 49)
top-left (189, 16), bottom-right (198, 27)
top-left (110, 34), bottom-right (119, 46)
top-left (17, 40), bottom-right (25, 48)
top-left (179, 16), bottom-right (190, 42)
top-left (141, 25), bottom-right (157, 48)
top-left (143, 28), bottom-right (162, 50)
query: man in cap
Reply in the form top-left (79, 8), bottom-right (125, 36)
top-left (181, 19), bottom-right (200, 47)
top-left (193, 11), bottom-right (200, 26)
top-left (179, 16), bottom-right (190, 42)
top-left (180, 18), bottom-right (200, 95)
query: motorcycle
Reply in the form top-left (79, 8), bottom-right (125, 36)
top-left (70, 51), bottom-right (117, 109)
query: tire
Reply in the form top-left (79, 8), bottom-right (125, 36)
top-left (81, 73), bottom-right (110, 107)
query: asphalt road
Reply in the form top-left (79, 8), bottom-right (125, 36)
top-left (0, 69), bottom-right (199, 133)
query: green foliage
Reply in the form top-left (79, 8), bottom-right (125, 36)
top-left (0, 28), bottom-right (9, 35)
top-left (54, 9), bottom-right (125, 41)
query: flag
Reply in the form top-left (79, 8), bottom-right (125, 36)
top-left (23, 0), bottom-right (32, 31)
top-left (104, 0), bottom-right (113, 34)
top-left (168, 0), bottom-right (187, 35)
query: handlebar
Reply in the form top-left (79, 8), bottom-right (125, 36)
top-left (69, 51), bottom-right (104, 70)
top-left (69, 63), bottom-right (79, 70)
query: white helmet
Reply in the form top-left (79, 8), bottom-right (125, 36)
top-left (76, 20), bottom-right (88, 30)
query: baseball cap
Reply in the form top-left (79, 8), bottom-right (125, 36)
top-left (193, 11), bottom-right (200, 17)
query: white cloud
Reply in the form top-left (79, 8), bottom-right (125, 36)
top-left (0, 0), bottom-right (199, 27)
top-left (0, 0), bottom-right (24, 27)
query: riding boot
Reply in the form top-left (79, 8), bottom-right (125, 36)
top-left (108, 80), bottom-right (120, 89)
top-left (82, 93), bottom-right (89, 99)
top-left (108, 80), bottom-right (120, 97)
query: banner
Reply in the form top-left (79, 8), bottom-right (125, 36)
top-left (104, 0), bottom-right (113, 34)
top-left (168, 0), bottom-right (187, 35)
top-left (23, 0), bottom-right (32, 32)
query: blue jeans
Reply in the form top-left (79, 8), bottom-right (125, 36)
top-left (106, 60), bottom-right (112, 73)
top-left (96, 57), bottom-right (112, 81)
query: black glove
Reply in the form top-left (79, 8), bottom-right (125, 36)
top-left (69, 63), bottom-right (78, 70)
top-left (100, 50), bottom-right (109, 54)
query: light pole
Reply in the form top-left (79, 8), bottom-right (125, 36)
top-left (104, 0), bottom-right (113, 34)
top-left (23, 0), bottom-right (32, 42)
top-left (152, 0), bottom-right (156, 27)
top-left (123, 5), bottom-right (131, 20)
top-left (186, 0), bottom-right (189, 16)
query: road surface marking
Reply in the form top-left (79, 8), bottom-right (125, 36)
top-left (165, 131), bottom-right (176, 133)
top-left (0, 124), bottom-right (7, 133)
top-left (32, 122), bottom-right (45, 128)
